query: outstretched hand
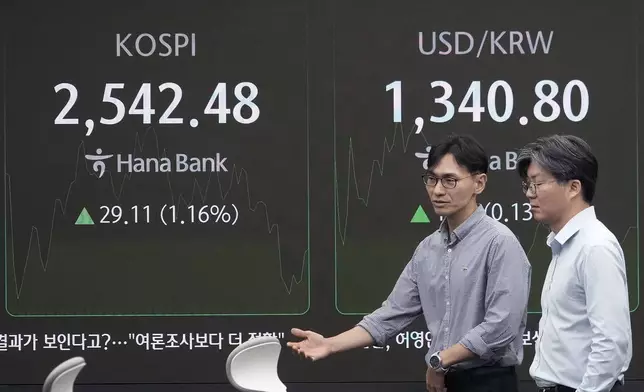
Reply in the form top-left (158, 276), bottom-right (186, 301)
top-left (286, 328), bottom-right (333, 362)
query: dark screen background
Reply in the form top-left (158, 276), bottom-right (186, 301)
top-left (0, 0), bottom-right (642, 387)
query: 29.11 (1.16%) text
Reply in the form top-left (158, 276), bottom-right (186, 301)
top-left (97, 204), bottom-right (239, 225)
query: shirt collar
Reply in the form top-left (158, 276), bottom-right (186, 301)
top-left (546, 206), bottom-right (596, 248)
top-left (439, 204), bottom-right (486, 244)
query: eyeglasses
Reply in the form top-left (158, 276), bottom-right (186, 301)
top-left (422, 174), bottom-right (474, 189)
top-left (521, 179), bottom-right (557, 194)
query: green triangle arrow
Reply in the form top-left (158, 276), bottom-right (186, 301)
top-left (410, 205), bottom-right (430, 223)
top-left (75, 207), bottom-right (95, 225)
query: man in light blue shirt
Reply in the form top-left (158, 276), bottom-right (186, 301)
top-left (516, 135), bottom-right (632, 392)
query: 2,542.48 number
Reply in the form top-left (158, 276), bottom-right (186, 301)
top-left (54, 82), bottom-right (260, 126)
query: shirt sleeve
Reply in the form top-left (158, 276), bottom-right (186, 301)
top-left (576, 243), bottom-right (632, 392)
top-left (458, 232), bottom-right (531, 360)
top-left (356, 240), bottom-right (424, 346)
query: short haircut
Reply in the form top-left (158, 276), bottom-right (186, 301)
top-left (426, 134), bottom-right (489, 175)
top-left (516, 134), bottom-right (598, 203)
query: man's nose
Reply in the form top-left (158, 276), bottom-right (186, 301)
top-left (525, 188), bottom-right (537, 199)
top-left (431, 182), bottom-right (446, 195)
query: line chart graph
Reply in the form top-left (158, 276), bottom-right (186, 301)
top-left (333, 117), bottom-right (434, 315)
top-left (3, 43), bottom-right (311, 316)
top-left (6, 127), bottom-right (309, 297)
top-left (5, 127), bottom-right (310, 316)
top-left (330, 4), bottom-right (640, 315)
top-left (1, 0), bottom-right (314, 317)
top-left (333, 114), bottom-right (639, 315)
top-left (335, 122), bottom-right (428, 247)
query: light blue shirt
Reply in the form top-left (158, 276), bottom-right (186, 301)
top-left (357, 205), bottom-right (531, 369)
top-left (529, 206), bottom-right (632, 392)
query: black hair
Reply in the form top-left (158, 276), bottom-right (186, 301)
top-left (426, 134), bottom-right (488, 175)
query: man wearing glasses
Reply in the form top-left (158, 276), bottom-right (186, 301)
top-left (517, 135), bottom-right (632, 392)
top-left (287, 134), bottom-right (532, 392)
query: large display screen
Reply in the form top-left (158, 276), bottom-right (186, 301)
top-left (0, 0), bottom-right (641, 386)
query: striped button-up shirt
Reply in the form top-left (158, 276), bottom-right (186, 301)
top-left (357, 205), bottom-right (532, 369)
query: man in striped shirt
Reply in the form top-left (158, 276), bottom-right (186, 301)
top-left (288, 134), bottom-right (532, 392)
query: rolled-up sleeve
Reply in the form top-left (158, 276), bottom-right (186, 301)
top-left (459, 233), bottom-right (531, 360)
top-left (356, 242), bottom-right (424, 346)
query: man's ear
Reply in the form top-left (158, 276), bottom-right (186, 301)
top-left (474, 173), bottom-right (487, 195)
top-left (568, 179), bottom-right (582, 200)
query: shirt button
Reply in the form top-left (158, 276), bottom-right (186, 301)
top-left (446, 301), bottom-right (450, 306)
top-left (447, 248), bottom-right (452, 253)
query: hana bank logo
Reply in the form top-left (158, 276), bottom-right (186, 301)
top-left (85, 148), bottom-right (113, 178)
top-left (415, 146), bottom-right (432, 170)
top-left (85, 148), bottom-right (229, 178)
